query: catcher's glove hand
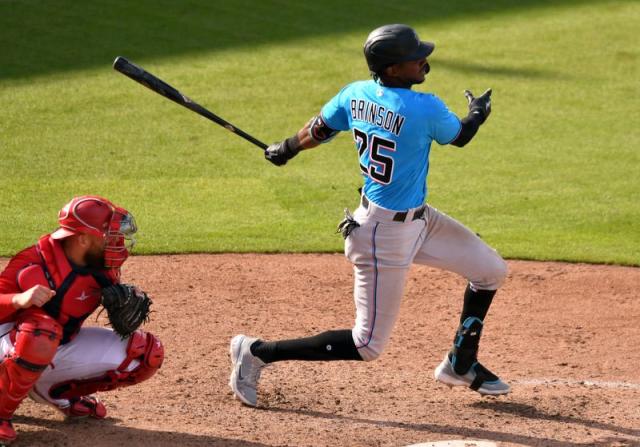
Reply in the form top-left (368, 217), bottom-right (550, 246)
top-left (101, 284), bottom-right (152, 338)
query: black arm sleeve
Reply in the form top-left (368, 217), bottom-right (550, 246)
top-left (450, 112), bottom-right (483, 147)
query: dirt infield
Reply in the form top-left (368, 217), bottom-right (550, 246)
top-left (4, 254), bottom-right (639, 447)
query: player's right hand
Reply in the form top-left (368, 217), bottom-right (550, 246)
top-left (265, 139), bottom-right (300, 166)
top-left (265, 142), bottom-right (289, 166)
top-left (12, 285), bottom-right (56, 309)
top-left (464, 88), bottom-right (492, 124)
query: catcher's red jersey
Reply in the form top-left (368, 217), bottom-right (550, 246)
top-left (0, 235), bottom-right (119, 343)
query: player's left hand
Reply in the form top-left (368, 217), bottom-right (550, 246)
top-left (464, 88), bottom-right (492, 124)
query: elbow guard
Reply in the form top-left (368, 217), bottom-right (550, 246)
top-left (308, 115), bottom-right (339, 144)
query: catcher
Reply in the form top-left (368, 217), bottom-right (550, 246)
top-left (0, 195), bottom-right (163, 444)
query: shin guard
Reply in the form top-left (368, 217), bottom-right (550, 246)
top-left (449, 316), bottom-right (483, 375)
top-left (48, 330), bottom-right (164, 400)
top-left (0, 313), bottom-right (62, 419)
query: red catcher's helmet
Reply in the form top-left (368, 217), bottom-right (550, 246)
top-left (51, 195), bottom-right (137, 269)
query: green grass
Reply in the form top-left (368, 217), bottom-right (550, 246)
top-left (1, 0), bottom-right (638, 265)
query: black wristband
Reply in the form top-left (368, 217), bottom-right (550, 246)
top-left (283, 134), bottom-right (302, 157)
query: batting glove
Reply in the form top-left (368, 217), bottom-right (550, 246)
top-left (265, 137), bottom-right (301, 166)
top-left (464, 88), bottom-right (492, 124)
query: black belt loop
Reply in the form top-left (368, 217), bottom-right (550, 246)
top-left (393, 212), bottom-right (407, 222)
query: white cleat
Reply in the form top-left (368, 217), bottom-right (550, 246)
top-left (434, 354), bottom-right (510, 396)
top-left (229, 334), bottom-right (265, 407)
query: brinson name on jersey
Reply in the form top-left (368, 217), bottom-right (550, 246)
top-left (350, 98), bottom-right (406, 136)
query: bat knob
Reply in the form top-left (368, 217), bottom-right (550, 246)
top-left (113, 56), bottom-right (128, 70)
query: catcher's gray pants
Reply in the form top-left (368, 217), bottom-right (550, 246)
top-left (345, 200), bottom-right (508, 362)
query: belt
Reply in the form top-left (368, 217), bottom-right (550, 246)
top-left (361, 195), bottom-right (425, 222)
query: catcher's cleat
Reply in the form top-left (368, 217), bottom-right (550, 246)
top-left (229, 334), bottom-right (265, 407)
top-left (28, 390), bottom-right (107, 419)
top-left (59, 396), bottom-right (107, 419)
top-left (0, 419), bottom-right (16, 445)
top-left (434, 354), bottom-right (510, 396)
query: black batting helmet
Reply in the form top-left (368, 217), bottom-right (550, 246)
top-left (363, 24), bottom-right (435, 75)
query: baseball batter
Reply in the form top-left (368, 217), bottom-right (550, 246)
top-left (0, 196), bottom-right (163, 444)
top-left (229, 24), bottom-right (509, 407)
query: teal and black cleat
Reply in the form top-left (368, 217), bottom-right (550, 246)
top-left (434, 353), bottom-right (510, 396)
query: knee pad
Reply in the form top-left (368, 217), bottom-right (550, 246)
top-left (118, 330), bottom-right (164, 384)
top-left (0, 312), bottom-right (62, 418)
top-left (13, 312), bottom-right (63, 365)
top-left (49, 330), bottom-right (164, 400)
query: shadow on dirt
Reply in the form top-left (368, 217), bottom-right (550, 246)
top-left (472, 400), bottom-right (640, 438)
top-left (261, 405), bottom-right (638, 447)
top-left (14, 414), bottom-right (270, 447)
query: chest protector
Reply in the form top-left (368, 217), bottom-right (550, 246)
top-left (35, 235), bottom-right (118, 344)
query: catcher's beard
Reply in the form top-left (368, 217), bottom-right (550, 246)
top-left (84, 246), bottom-right (106, 269)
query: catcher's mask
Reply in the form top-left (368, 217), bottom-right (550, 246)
top-left (51, 195), bottom-right (137, 269)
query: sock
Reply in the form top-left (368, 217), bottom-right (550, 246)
top-left (250, 330), bottom-right (362, 363)
top-left (459, 283), bottom-right (496, 323)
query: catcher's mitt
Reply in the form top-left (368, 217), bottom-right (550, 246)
top-left (101, 284), bottom-right (152, 338)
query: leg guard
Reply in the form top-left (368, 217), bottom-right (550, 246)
top-left (48, 330), bottom-right (163, 400)
top-left (0, 312), bottom-right (62, 419)
top-left (449, 316), bottom-right (483, 375)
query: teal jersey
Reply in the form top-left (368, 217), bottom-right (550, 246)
top-left (321, 80), bottom-right (461, 210)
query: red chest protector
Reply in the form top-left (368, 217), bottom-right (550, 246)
top-left (35, 235), bottom-right (119, 344)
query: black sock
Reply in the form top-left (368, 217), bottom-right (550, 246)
top-left (459, 283), bottom-right (496, 323)
top-left (250, 330), bottom-right (362, 363)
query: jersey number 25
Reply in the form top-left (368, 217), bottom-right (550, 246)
top-left (353, 128), bottom-right (396, 185)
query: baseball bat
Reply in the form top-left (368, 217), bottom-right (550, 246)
top-left (113, 56), bottom-right (268, 150)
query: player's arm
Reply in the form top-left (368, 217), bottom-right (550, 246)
top-left (450, 89), bottom-right (492, 148)
top-left (264, 115), bottom-right (340, 166)
top-left (0, 254), bottom-right (56, 318)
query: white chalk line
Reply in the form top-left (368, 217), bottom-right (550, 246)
top-left (513, 378), bottom-right (640, 390)
top-left (405, 441), bottom-right (497, 447)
